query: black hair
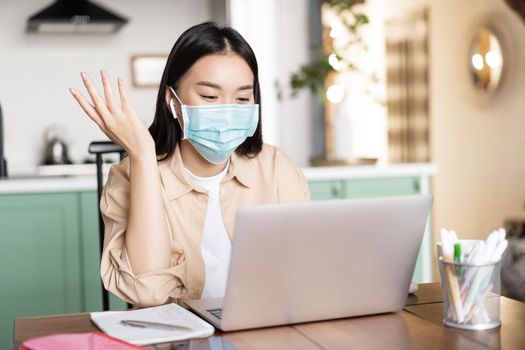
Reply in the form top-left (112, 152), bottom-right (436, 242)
top-left (149, 21), bottom-right (263, 162)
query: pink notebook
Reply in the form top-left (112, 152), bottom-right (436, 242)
top-left (20, 332), bottom-right (146, 350)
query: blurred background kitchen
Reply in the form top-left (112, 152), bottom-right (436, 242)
top-left (1, 0), bottom-right (525, 348)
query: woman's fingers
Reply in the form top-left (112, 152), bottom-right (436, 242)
top-left (80, 71), bottom-right (111, 117)
top-left (117, 77), bottom-right (132, 110)
top-left (69, 88), bottom-right (105, 129)
top-left (71, 71), bottom-right (145, 154)
top-left (100, 70), bottom-right (118, 112)
top-left (69, 88), bottom-right (120, 143)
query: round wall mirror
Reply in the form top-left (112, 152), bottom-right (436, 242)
top-left (469, 28), bottom-right (504, 93)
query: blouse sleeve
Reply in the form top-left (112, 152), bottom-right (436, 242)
top-left (99, 159), bottom-right (187, 307)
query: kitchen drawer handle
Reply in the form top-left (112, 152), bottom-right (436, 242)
top-left (331, 182), bottom-right (342, 196)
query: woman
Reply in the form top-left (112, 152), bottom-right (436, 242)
top-left (69, 22), bottom-right (310, 307)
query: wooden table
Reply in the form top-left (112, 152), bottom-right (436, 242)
top-left (14, 283), bottom-right (525, 349)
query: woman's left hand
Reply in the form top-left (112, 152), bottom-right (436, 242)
top-left (69, 70), bottom-right (155, 158)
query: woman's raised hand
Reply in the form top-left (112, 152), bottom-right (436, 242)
top-left (69, 70), bottom-right (154, 158)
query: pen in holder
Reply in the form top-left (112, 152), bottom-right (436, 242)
top-left (438, 257), bottom-right (501, 330)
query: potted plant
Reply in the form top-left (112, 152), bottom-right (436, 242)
top-left (278, 0), bottom-right (381, 165)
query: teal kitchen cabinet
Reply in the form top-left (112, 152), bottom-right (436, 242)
top-left (0, 193), bottom-right (80, 349)
top-left (308, 177), bottom-right (420, 201)
top-left (0, 191), bottom-right (125, 350)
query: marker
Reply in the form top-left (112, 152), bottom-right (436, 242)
top-left (450, 230), bottom-right (459, 243)
top-left (440, 229), bottom-right (465, 322)
top-left (454, 243), bottom-right (462, 263)
top-left (463, 267), bottom-right (492, 317)
top-left (488, 239), bottom-right (508, 262)
top-left (463, 237), bottom-right (508, 316)
top-left (484, 231), bottom-right (499, 261)
top-left (478, 239), bottom-right (509, 294)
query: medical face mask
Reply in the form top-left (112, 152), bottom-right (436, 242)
top-left (168, 87), bottom-right (259, 164)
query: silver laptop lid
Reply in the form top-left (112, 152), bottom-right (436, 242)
top-left (219, 195), bottom-right (432, 331)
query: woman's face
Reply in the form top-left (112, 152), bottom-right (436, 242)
top-left (166, 53), bottom-right (255, 115)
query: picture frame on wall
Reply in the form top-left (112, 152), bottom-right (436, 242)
top-left (130, 54), bottom-right (168, 88)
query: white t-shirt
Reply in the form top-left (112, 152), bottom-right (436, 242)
top-left (184, 163), bottom-right (232, 299)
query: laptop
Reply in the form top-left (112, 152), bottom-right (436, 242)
top-left (184, 195), bottom-right (432, 331)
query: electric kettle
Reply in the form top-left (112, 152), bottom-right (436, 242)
top-left (42, 125), bottom-right (72, 165)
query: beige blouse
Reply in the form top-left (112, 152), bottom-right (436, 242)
top-left (100, 144), bottom-right (311, 307)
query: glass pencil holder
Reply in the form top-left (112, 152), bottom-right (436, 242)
top-left (438, 257), bottom-right (501, 330)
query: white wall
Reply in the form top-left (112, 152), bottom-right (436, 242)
top-left (428, 0), bottom-right (525, 246)
top-left (330, 1), bottom-right (389, 163)
top-left (229, 0), bottom-right (317, 166)
top-left (370, 0), bottom-right (525, 279)
top-left (0, 0), bottom-right (212, 174)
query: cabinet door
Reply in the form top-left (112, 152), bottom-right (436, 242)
top-left (309, 180), bottom-right (345, 200)
top-left (344, 177), bottom-right (420, 198)
top-left (0, 192), bottom-right (82, 350)
top-left (79, 191), bottom-right (128, 311)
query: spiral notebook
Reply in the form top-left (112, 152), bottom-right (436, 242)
top-left (90, 303), bottom-right (215, 346)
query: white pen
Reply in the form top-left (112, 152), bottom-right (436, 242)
top-left (484, 230), bottom-right (499, 260)
top-left (497, 228), bottom-right (506, 242)
top-left (491, 239), bottom-right (508, 261)
top-left (121, 319), bottom-right (191, 331)
top-left (449, 230), bottom-right (459, 244)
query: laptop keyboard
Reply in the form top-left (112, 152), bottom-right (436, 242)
top-left (207, 308), bottom-right (223, 319)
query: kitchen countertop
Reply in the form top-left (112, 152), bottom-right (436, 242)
top-left (302, 162), bottom-right (436, 181)
top-left (0, 163), bottom-right (437, 194)
top-left (0, 175), bottom-right (98, 194)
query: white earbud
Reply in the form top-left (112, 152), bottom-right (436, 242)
top-left (169, 98), bottom-right (178, 119)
